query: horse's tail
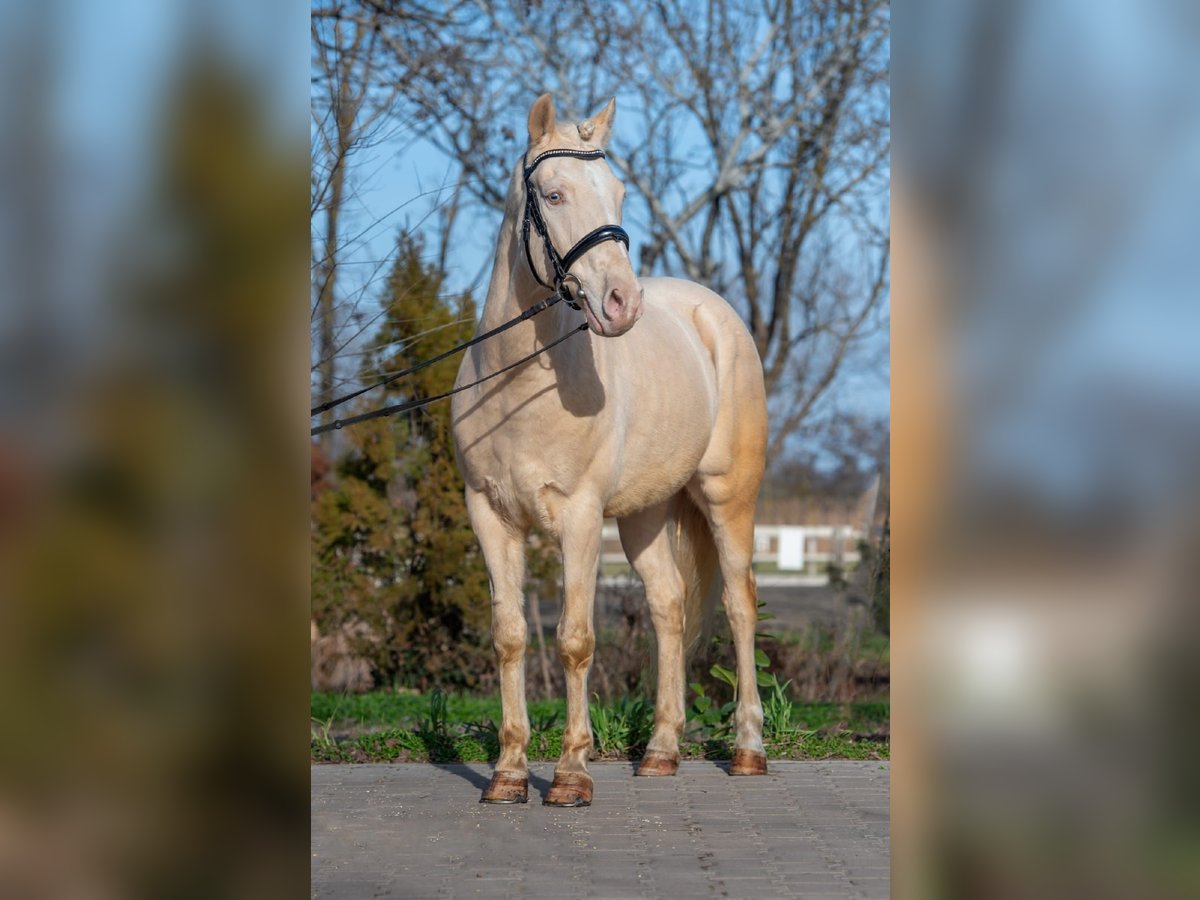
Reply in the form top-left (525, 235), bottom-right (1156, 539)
top-left (670, 490), bottom-right (723, 659)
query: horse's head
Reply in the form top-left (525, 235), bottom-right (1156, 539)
top-left (521, 93), bottom-right (643, 337)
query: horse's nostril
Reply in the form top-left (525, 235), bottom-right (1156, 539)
top-left (604, 288), bottom-right (625, 320)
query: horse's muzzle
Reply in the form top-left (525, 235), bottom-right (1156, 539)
top-left (588, 282), bottom-right (642, 336)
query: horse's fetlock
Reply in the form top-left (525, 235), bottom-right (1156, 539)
top-left (499, 721), bottom-right (529, 747)
top-left (650, 715), bottom-right (686, 742)
top-left (561, 733), bottom-right (594, 756)
top-left (738, 703), bottom-right (765, 732)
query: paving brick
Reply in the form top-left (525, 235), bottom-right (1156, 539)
top-left (312, 761), bottom-right (888, 898)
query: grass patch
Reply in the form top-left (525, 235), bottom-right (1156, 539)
top-left (602, 561), bottom-right (861, 577)
top-left (312, 690), bottom-right (888, 764)
top-left (311, 690), bottom-right (566, 730)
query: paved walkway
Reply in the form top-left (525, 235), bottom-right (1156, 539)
top-left (312, 761), bottom-right (889, 898)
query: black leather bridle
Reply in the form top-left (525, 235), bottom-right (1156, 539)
top-left (521, 147), bottom-right (630, 310)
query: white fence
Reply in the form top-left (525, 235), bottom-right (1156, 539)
top-left (599, 523), bottom-right (865, 572)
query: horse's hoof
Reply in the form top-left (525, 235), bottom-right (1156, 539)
top-left (635, 750), bottom-right (680, 776)
top-left (729, 749), bottom-right (768, 776)
top-left (543, 772), bottom-right (593, 807)
top-left (480, 771), bottom-right (528, 804)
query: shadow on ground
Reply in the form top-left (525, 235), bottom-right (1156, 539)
top-left (431, 763), bottom-right (553, 797)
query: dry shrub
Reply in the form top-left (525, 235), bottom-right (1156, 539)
top-left (310, 619), bottom-right (375, 694)
top-left (688, 624), bottom-right (889, 704)
top-left (762, 628), bottom-right (889, 702)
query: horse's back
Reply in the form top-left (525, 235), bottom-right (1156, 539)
top-left (641, 277), bottom-right (762, 372)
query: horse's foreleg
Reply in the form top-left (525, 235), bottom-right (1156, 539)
top-left (618, 503), bottom-right (686, 776)
top-left (545, 498), bottom-right (602, 807)
top-left (466, 489), bottom-right (531, 803)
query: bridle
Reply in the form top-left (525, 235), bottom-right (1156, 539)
top-left (521, 147), bottom-right (630, 310)
top-left (311, 146), bottom-right (632, 436)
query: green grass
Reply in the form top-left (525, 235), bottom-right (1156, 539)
top-left (311, 690), bottom-right (888, 764)
top-left (311, 690), bottom-right (567, 730)
top-left (310, 727), bottom-right (887, 764)
top-left (602, 561), bottom-right (861, 577)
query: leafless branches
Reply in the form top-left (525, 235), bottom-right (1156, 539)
top-left (311, 0), bottom-right (890, 461)
top-left (310, 2), bottom-right (476, 442)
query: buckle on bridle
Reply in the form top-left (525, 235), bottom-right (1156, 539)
top-left (558, 273), bottom-right (584, 311)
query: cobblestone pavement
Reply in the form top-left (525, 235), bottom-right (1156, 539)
top-left (312, 760), bottom-right (889, 898)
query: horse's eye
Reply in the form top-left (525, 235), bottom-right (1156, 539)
top-left (547, 191), bottom-right (563, 204)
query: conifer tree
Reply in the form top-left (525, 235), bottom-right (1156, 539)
top-left (312, 234), bottom-right (493, 688)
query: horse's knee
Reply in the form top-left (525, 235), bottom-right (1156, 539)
top-left (557, 625), bottom-right (594, 670)
top-left (493, 620), bottom-right (526, 665)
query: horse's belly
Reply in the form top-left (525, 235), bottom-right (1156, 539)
top-left (604, 458), bottom-right (698, 518)
top-left (603, 402), bottom-right (713, 518)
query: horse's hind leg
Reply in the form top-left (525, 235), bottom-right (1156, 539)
top-left (465, 489), bottom-right (531, 803)
top-left (692, 483), bottom-right (768, 775)
top-left (619, 501), bottom-right (686, 776)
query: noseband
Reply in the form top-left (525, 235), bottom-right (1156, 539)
top-left (521, 148), bottom-right (630, 310)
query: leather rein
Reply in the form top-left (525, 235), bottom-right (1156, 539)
top-left (310, 147), bottom-right (628, 436)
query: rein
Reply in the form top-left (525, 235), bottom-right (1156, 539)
top-left (310, 322), bottom-right (587, 437)
top-left (309, 146), bottom-right (627, 437)
top-left (311, 291), bottom-right (566, 419)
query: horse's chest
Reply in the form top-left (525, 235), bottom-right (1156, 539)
top-left (469, 453), bottom-right (593, 538)
top-left (459, 408), bottom-right (600, 524)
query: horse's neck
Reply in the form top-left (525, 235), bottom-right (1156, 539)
top-left (477, 214), bottom-right (578, 367)
top-left (467, 212), bottom-right (607, 426)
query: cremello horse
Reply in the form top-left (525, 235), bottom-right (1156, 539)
top-left (452, 94), bottom-right (768, 807)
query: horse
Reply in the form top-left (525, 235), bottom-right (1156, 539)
top-left (452, 93), bottom-right (769, 807)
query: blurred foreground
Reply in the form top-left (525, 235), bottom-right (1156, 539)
top-left (894, 1), bottom-right (1200, 897)
top-left (2, 1), bottom-right (1199, 897)
top-left (0, 3), bottom-right (308, 896)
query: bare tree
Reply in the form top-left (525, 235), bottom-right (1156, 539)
top-left (310, 2), bottom-right (469, 443)
top-left (372, 0), bottom-right (890, 462)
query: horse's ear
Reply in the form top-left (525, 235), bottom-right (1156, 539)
top-left (528, 93), bottom-right (557, 145)
top-left (584, 97), bottom-right (616, 148)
